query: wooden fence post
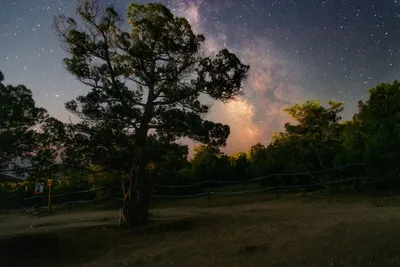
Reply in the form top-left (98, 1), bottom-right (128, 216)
top-left (356, 177), bottom-right (360, 192)
top-left (202, 164), bottom-right (211, 208)
top-left (47, 179), bottom-right (53, 213)
top-left (276, 186), bottom-right (279, 199)
top-left (207, 179), bottom-right (211, 208)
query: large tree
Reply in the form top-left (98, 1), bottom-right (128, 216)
top-left (259, 101), bottom-right (345, 189)
top-left (0, 71), bottom-right (61, 179)
top-left (229, 152), bottom-right (250, 181)
top-left (343, 81), bottom-right (400, 181)
top-left (54, 1), bottom-right (249, 226)
top-left (190, 144), bottom-right (231, 181)
top-left (280, 100), bottom-right (344, 169)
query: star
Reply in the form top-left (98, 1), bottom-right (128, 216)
top-left (1, 0), bottom-right (400, 154)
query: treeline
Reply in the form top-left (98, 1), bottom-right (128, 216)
top-left (1, 48), bottom-right (400, 196)
top-left (54, 81), bottom-right (399, 197)
top-left (155, 83), bottom-right (400, 195)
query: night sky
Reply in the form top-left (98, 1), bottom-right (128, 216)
top-left (1, 0), bottom-right (399, 154)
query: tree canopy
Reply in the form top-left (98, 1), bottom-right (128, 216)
top-left (0, 71), bottom-right (62, 179)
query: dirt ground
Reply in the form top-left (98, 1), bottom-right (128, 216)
top-left (2, 199), bottom-right (400, 267)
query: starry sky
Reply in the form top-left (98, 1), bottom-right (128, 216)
top-left (1, 0), bottom-right (400, 154)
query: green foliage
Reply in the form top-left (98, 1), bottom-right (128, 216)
top-left (86, 165), bottom-right (124, 197)
top-left (190, 145), bottom-right (232, 181)
top-left (229, 152), bottom-right (250, 180)
top-left (0, 71), bottom-right (46, 172)
top-left (0, 71), bottom-right (62, 179)
top-left (342, 81), bottom-right (400, 181)
top-left (0, 181), bottom-right (25, 194)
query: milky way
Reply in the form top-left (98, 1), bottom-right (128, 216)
top-left (1, 0), bottom-right (400, 154)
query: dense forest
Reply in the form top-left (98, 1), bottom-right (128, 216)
top-left (1, 1), bottom-right (400, 226)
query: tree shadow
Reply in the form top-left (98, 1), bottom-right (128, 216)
top-left (0, 226), bottom-right (118, 267)
top-left (0, 216), bottom-right (214, 267)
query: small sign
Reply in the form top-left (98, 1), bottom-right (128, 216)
top-left (34, 183), bottom-right (44, 194)
top-left (47, 179), bottom-right (53, 186)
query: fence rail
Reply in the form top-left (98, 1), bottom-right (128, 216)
top-left (153, 177), bottom-right (359, 198)
top-left (152, 164), bottom-right (364, 188)
top-left (0, 164), bottom-right (367, 212)
top-left (23, 187), bottom-right (107, 200)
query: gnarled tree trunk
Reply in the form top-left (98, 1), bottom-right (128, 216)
top-left (119, 164), bottom-right (154, 227)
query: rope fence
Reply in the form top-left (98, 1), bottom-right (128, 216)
top-left (152, 164), bottom-right (364, 188)
top-left (23, 187), bottom-right (107, 200)
top-left (0, 164), bottom-right (368, 213)
top-left (152, 177), bottom-right (359, 198)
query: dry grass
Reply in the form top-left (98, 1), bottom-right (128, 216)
top-left (2, 195), bottom-right (400, 267)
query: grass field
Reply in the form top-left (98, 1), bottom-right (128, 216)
top-left (2, 193), bottom-right (400, 267)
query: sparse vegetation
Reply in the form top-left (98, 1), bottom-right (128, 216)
top-left (2, 198), bottom-right (400, 267)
